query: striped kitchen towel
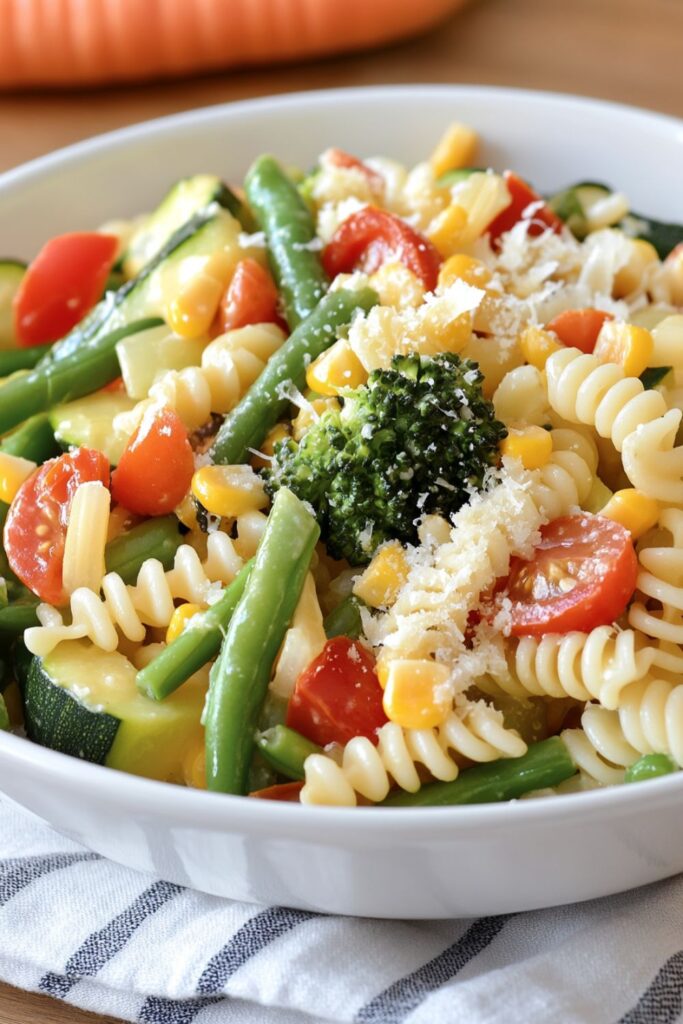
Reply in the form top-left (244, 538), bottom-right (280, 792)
top-left (1, 797), bottom-right (682, 1024)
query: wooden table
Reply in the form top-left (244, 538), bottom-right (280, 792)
top-left (0, 0), bottom-right (681, 1019)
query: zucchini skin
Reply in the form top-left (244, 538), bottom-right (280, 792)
top-left (24, 657), bottom-right (120, 765)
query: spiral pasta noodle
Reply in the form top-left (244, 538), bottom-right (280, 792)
top-left (485, 626), bottom-right (683, 710)
top-left (24, 526), bottom-right (261, 657)
top-left (300, 700), bottom-right (528, 806)
top-left (115, 322), bottom-right (287, 435)
top-left (629, 508), bottom-right (683, 646)
top-left (545, 345), bottom-right (683, 501)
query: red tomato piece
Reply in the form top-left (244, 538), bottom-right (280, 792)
top-left (487, 171), bottom-right (564, 247)
top-left (249, 782), bottom-right (304, 802)
top-left (4, 448), bottom-right (110, 605)
top-left (502, 514), bottom-right (638, 638)
top-left (322, 208), bottom-right (442, 291)
top-left (286, 636), bottom-right (388, 747)
top-left (326, 148), bottom-right (384, 191)
top-left (111, 408), bottom-right (194, 517)
top-left (13, 232), bottom-right (118, 347)
top-left (218, 258), bottom-right (282, 334)
top-left (546, 308), bottom-right (614, 354)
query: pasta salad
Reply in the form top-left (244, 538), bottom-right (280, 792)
top-left (1, 123), bottom-right (683, 806)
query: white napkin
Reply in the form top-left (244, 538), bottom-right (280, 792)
top-left (1, 795), bottom-right (681, 1024)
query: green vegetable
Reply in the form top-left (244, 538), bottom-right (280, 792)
top-left (436, 167), bottom-right (485, 187)
top-left (0, 693), bottom-right (9, 731)
top-left (0, 318), bottom-right (162, 435)
top-left (255, 724), bottom-right (323, 780)
top-left (0, 413), bottom-right (60, 463)
top-left (382, 736), bottom-right (576, 806)
top-left (265, 351), bottom-right (507, 564)
top-left (622, 213), bottom-right (683, 260)
top-left (625, 753), bottom-right (677, 783)
top-left (49, 388), bottom-right (136, 464)
top-left (41, 207), bottom-right (241, 366)
top-left (0, 344), bottom-right (52, 376)
top-left (122, 174), bottom-right (244, 278)
top-left (640, 366), bottom-right (672, 390)
top-left (136, 560), bottom-right (253, 701)
top-left (245, 155), bottom-right (330, 328)
top-left (115, 324), bottom-right (206, 400)
top-left (324, 594), bottom-right (363, 639)
top-left (23, 641), bottom-right (207, 779)
top-left (210, 286), bottom-right (377, 465)
top-left (0, 603), bottom-right (40, 634)
top-left (204, 488), bottom-right (320, 794)
top-left (0, 260), bottom-right (26, 348)
top-left (546, 186), bottom-right (589, 238)
top-left (104, 518), bottom-right (183, 583)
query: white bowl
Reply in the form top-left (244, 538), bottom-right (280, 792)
top-left (2, 86), bottom-right (683, 919)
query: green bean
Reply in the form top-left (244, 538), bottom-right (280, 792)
top-left (0, 413), bottom-right (60, 463)
top-left (255, 724), bottom-right (323, 780)
top-left (324, 594), bottom-right (363, 639)
top-left (0, 693), bottom-right (8, 731)
top-left (245, 155), bottom-right (330, 328)
top-left (381, 737), bottom-right (577, 807)
top-left (0, 318), bottom-right (162, 435)
top-left (0, 602), bottom-right (40, 634)
top-left (0, 344), bottom-right (52, 377)
top-left (210, 287), bottom-right (377, 465)
top-left (204, 488), bottom-right (320, 794)
top-left (104, 517), bottom-right (183, 584)
top-left (136, 560), bottom-right (253, 701)
top-left (625, 753), bottom-right (677, 783)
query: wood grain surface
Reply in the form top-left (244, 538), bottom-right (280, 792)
top-left (0, 0), bottom-right (681, 1020)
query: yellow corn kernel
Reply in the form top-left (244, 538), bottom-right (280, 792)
top-left (382, 659), bottom-right (452, 730)
top-left (593, 321), bottom-right (654, 378)
top-left (306, 337), bottom-right (368, 397)
top-left (369, 261), bottom-right (424, 309)
top-left (429, 122), bottom-right (479, 179)
top-left (438, 253), bottom-right (492, 291)
top-left (292, 397), bottom-right (340, 442)
top-left (519, 326), bottom-right (562, 370)
top-left (191, 464), bottom-right (268, 519)
top-left (353, 542), bottom-right (409, 609)
top-left (428, 204), bottom-right (468, 258)
top-left (500, 426), bottom-right (553, 470)
top-left (165, 250), bottom-right (233, 339)
top-left (0, 452), bottom-right (37, 504)
top-left (166, 603), bottom-right (204, 644)
top-left (182, 737), bottom-right (207, 789)
top-left (600, 489), bottom-right (659, 540)
top-left (251, 423), bottom-right (290, 470)
top-left (613, 239), bottom-right (659, 298)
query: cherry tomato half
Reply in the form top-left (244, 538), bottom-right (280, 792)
top-left (286, 636), bottom-right (387, 747)
top-left (502, 514), bottom-right (638, 638)
top-left (111, 408), bottom-right (194, 517)
top-left (322, 208), bottom-right (441, 291)
top-left (4, 448), bottom-right (110, 605)
top-left (13, 232), bottom-right (118, 347)
top-left (487, 171), bottom-right (563, 247)
top-left (217, 258), bottom-right (282, 334)
top-left (249, 782), bottom-right (304, 802)
top-left (546, 308), bottom-right (614, 354)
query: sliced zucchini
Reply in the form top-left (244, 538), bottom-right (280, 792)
top-left (122, 175), bottom-right (243, 278)
top-left (49, 389), bottom-right (136, 465)
top-left (42, 206), bottom-right (243, 366)
top-left (621, 213), bottom-right (683, 260)
top-left (437, 167), bottom-right (486, 188)
top-left (0, 260), bottom-right (26, 350)
top-left (115, 324), bottom-right (206, 400)
top-left (24, 641), bottom-right (206, 781)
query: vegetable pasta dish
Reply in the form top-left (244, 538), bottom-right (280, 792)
top-left (1, 123), bottom-right (683, 807)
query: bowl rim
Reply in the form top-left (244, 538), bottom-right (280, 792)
top-left (2, 82), bottom-right (683, 837)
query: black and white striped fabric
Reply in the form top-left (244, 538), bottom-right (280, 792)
top-left (3, 797), bottom-right (683, 1024)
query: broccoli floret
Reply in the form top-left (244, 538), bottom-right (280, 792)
top-left (263, 352), bottom-right (507, 564)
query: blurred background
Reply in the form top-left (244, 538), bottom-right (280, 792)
top-left (1, 0), bottom-right (681, 174)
